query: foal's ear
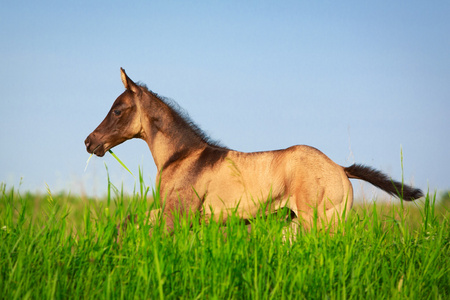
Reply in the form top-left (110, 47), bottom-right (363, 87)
top-left (120, 68), bottom-right (139, 93)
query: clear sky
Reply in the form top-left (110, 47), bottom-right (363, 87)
top-left (1, 1), bottom-right (449, 200)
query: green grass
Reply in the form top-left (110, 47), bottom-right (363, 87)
top-left (1, 178), bottom-right (450, 299)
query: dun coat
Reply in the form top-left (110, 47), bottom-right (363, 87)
top-left (85, 68), bottom-right (423, 233)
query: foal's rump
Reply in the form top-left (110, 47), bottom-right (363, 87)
top-left (281, 145), bottom-right (354, 223)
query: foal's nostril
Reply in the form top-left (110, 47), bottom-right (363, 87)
top-left (85, 137), bottom-right (91, 149)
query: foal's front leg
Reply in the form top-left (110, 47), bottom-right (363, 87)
top-left (116, 208), bottom-right (162, 239)
top-left (141, 208), bottom-right (162, 228)
top-left (152, 193), bottom-right (202, 236)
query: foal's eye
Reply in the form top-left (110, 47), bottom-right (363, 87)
top-left (113, 110), bottom-right (121, 116)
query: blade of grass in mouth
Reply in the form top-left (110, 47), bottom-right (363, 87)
top-left (84, 154), bottom-right (93, 172)
top-left (108, 149), bottom-right (135, 177)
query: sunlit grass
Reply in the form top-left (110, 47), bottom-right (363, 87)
top-left (1, 178), bottom-right (449, 299)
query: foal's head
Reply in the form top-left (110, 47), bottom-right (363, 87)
top-left (85, 68), bottom-right (143, 157)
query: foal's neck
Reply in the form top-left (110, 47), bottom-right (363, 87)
top-left (140, 92), bottom-right (209, 171)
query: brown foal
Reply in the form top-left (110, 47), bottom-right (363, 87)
top-left (85, 68), bottom-right (423, 234)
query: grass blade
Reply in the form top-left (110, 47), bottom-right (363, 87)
top-left (108, 149), bottom-right (135, 178)
top-left (84, 154), bottom-right (93, 172)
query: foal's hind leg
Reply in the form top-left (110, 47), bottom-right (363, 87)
top-left (283, 190), bottom-right (354, 240)
top-left (281, 217), bottom-right (302, 243)
top-left (143, 208), bottom-right (162, 227)
top-left (281, 205), bottom-right (346, 243)
top-left (292, 197), bottom-right (353, 234)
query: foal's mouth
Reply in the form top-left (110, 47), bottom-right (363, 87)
top-left (87, 144), bottom-right (106, 157)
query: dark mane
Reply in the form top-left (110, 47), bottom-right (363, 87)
top-left (138, 83), bottom-right (227, 149)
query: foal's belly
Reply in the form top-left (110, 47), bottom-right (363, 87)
top-left (198, 156), bottom-right (289, 222)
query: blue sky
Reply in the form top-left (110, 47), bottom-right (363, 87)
top-left (1, 1), bottom-right (449, 199)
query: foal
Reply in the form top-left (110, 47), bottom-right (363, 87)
top-left (85, 68), bottom-right (423, 233)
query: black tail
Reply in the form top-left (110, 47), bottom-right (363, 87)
top-left (344, 164), bottom-right (423, 201)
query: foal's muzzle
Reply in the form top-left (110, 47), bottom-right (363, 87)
top-left (85, 134), bottom-right (106, 157)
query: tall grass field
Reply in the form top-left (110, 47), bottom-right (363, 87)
top-left (1, 176), bottom-right (449, 299)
